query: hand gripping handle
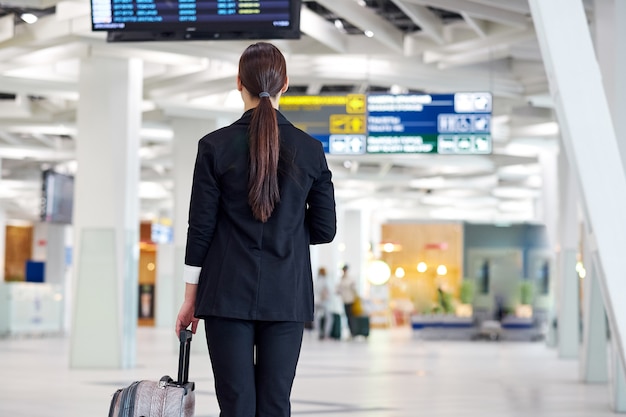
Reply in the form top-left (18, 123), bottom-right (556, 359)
top-left (177, 329), bottom-right (193, 384)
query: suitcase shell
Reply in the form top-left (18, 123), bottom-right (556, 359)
top-left (353, 316), bottom-right (370, 337)
top-left (108, 378), bottom-right (194, 417)
top-left (108, 330), bottom-right (195, 417)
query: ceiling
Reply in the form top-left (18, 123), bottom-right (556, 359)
top-left (0, 0), bottom-right (585, 225)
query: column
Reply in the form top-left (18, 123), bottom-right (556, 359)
top-left (579, 224), bottom-right (608, 382)
top-left (343, 209), bottom-right (365, 291)
top-left (171, 117), bottom-right (216, 353)
top-left (155, 242), bottom-right (175, 328)
top-left (556, 147), bottom-right (579, 359)
top-left (70, 56), bottom-right (142, 369)
top-left (593, 0), bottom-right (626, 405)
top-left (594, 0), bottom-right (626, 173)
top-left (538, 150), bottom-right (558, 348)
top-left (45, 223), bottom-right (72, 333)
top-left (529, 0), bottom-right (626, 410)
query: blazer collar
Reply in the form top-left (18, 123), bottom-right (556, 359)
top-left (235, 108), bottom-right (292, 126)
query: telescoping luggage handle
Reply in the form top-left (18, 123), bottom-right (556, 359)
top-left (177, 329), bottom-right (193, 385)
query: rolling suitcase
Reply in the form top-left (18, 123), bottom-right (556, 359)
top-left (108, 329), bottom-right (195, 417)
top-left (353, 315), bottom-right (370, 337)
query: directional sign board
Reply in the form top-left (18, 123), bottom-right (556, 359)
top-left (279, 94), bottom-right (366, 154)
top-left (279, 92), bottom-right (491, 155)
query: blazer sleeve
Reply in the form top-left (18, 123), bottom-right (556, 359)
top-left (185, 139), bottom-right (220, 267)
top-left (306, 143), bottom-right (337, 244)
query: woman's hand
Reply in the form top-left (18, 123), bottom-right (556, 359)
top-left (175, 283), bottom-right (200, 336)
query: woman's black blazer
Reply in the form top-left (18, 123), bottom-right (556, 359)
top-left (185, 109), bottom-right (337, 322)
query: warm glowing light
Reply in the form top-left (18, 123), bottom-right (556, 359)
top-left (395, 267), bottom-right (405, 278)
top-left (383, 243), bottom-right (395, 253)
top-left (436, 265), bottom-right (447, 275)
top-left (456, 304), bottom-right (473, 317)
top-left (367, 260), bottom-right (391, 285)
top-left (516, 305), bottom-right (533, 318)
top-left (417, 262), bottom-right (428, 273)
top-left (147, 262), bottom-right (155, 271)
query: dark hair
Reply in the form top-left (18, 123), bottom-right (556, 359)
top-left (238, 42), bottom-right (287, 222)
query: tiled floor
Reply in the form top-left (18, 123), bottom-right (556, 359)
top-left (0, 326), bottom-right (618, 417)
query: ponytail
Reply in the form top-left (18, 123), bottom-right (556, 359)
top-left (238, 42), bottom-right (287, 223)
top-left (248, 94), bottom-right (280, 222)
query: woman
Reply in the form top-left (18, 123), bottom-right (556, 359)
top-left (337, 264), bottom-right (357, 337)
top-left (175, 42), bottom-right (336, 417)
top-left (314, 267), bottom-right (332, 339)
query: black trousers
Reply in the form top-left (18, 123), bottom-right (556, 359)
top-left (343, 303), bottom-right (355, 336)
top-left (204, 317), bottom-right (304, 417)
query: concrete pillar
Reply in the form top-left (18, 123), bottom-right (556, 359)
top-left (594, 0), bottom-right (626, 172)
top-left (155, 242), bottom-right (175, 329)
top-left (591, 0), bottom-right (626, 404)
top-left (579, 226), bottom-right (608, 382)
top-left (530, 0), bottom-right (626, 410)
top-left (343, 209), bottom-right (367, 293)
top-left (538, 150), bottom-right (559, 348)
top-left (70, 56), bottom-right (142, 369)
top-left (556, 147), bottom-right (580, 359)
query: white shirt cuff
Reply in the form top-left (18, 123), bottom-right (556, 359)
top-left (183, 264), bottom-right (201, 284)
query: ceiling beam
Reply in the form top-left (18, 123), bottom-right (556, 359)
top-left (434, 43), bottom-right (511, 69)
top-left (461, 12), bottom-right (489, 38)
top-left (31, 133), bottom-right (56, 148)
top-left (0, 14), bottom-right (14, 44)
top-left (313, 0), bottom-right (405, 53)
top-left (0, 0), bottom-right (61, 7)
top-left (436, 25), bottom-right (534, 54)
top-left (0, 13), bottom-right (90, 48)
top-left (423, 26), bottom-right (535, 59)
top-left (9, 41), bottom-right (89, 66)
top-left (146, 73), bottom-right (235, 99)
top-left (390, 0), bottom-right (446, 45)
top-left (466, 0), bottom-right (531, 15)
top-left (401, 0), bottom-right (529, 27)
top-left (0, 75), bottom-right (77, 99)
top-left (0, 130), bottom-right (23, 146)
top-left (300, 5), bottom-right (349, 53)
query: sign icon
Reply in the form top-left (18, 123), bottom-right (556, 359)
top-left (329, 115), bottom-right (366, 134)
top-left (346, 94), bottom-right (366, 113)
top-left (473, 116), bottom-right (490, 132)
top-left (330, 135), bottom-right (366, 154)
top-left (475, 136), bottom-right (490, 152)
top-left (473, 93), bottom-right (491, 112)
top-left (454, 92), bottom-right (492, 113)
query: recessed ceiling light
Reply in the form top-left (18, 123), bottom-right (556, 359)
top-left (364, 30), bottom-right (374, 38)
top-left (20, 13), bottom-right (38, 24)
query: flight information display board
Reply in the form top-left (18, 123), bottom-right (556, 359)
top-left (91, 0), bottom-right (296, 31)
top-left (280, 92), bottom-right (492, 155)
